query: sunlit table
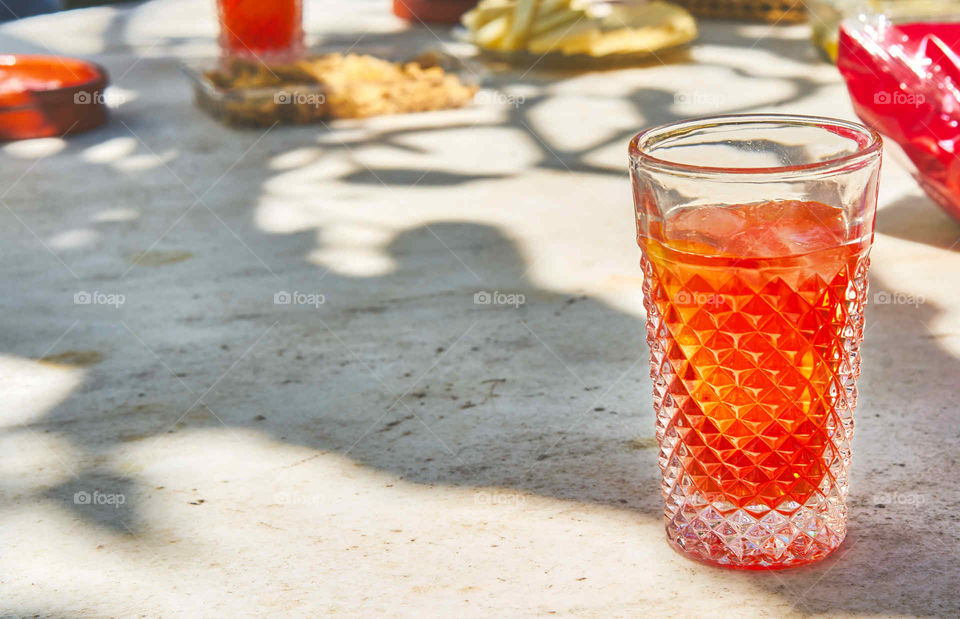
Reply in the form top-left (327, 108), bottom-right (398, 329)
top-left (1, 0), bottom-right (958, 615)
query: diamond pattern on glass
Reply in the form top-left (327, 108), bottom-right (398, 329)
top-left (643, 250), bottom-right (869, 569)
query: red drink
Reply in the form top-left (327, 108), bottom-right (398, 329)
top-left (217, 0), bottom-right (303, 58)
top-left (629, 114), bottom-right (882, 569)
top-left (643, 200), bottom-right (868, 567)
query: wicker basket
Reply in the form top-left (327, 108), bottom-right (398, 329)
top-left (673, 0), bottom-right (807, 23)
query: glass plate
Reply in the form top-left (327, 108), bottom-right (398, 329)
top-left (181, 44), bottom-right (483, 127)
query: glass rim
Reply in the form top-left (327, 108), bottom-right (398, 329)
top-left (629, 113), bottom-right (883, 179)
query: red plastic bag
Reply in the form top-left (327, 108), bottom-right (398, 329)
top-left (838, 16), bottom-right (960, 222)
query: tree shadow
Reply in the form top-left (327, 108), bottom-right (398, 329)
top-left (340, 168), bottom-right (508, 186)
top-left (696, 19), bottom-right (824, 67)
top-left (43, 472), bottom-right (141, 535)
top-left (8, 200), bottom-right (959, 615)
top-left (16, 219), bottom-right (660, 518)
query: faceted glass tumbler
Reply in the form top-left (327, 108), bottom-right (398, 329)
top-left (628, 114), bottom-right (882, 569)
top-left (218, 0), bottom-right (304, 59)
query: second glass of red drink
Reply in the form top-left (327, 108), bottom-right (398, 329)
top-left (217, 0), bottom-right (304, 59)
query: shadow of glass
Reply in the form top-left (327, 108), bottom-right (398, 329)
top-left (876, 194), bottom-right (960, 251)
top-left (727, 288), bottom-right (960, 615)
top-left (13, 203), bottom-right (959, 615)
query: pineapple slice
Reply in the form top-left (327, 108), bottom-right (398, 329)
top-left (529, 6), bottom-right (584, 37)
top-left (461, 1), bottom-right (514, 31)
top-left (503, 0), bottom-right (540, 50)
top-left (535, 0), bottom-right (575, 19)
top-left (473, 13), bottom-right (514, 50)
top-left (528, 20), bottom-right (596, 55)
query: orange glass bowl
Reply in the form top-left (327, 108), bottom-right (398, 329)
top-left (0, 55), bottom-right (109, 141)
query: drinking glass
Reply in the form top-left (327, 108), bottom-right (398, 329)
top-left (217, 0), bottom-right (304, 59)
top-left (629, 114), bottom-right (882, 569)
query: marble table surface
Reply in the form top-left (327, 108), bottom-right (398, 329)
top-left (1, 0), bottom-right (958, 616)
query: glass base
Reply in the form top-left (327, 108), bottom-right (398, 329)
top-left (666, 525), bottom-right (845, 570)
top-left (664, 500), bottom-right (847, 569)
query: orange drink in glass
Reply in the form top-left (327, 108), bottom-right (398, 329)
top-left (629, 114), bottom-right (882, 568)
top-left (217, 0), bottom-right (304, 59)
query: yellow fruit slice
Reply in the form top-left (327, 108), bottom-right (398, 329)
top-left (504, 0), bottom-right (540, 50)
top-left (461, 1), bottom-right (513, 31)
top-left (529, 7), bottom-right (584, 37)
top-left (473, 13), bottom-right (513, 49)
top-left (535, 0), bottom-right (574, 19)
top-left (601, 1), bottom-right (696, 33)
top-left (587, 2), bottom-right (696, 56)
top-left (527, 20), bottom-right (597, 55)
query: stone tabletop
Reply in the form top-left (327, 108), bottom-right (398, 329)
top-left (1, 0), bottom-right (958, 616)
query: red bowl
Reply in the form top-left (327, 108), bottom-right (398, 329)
top-left (392, 0), bottom-right (478, 24)
top-left (0, 54), bottom-right (109, 141)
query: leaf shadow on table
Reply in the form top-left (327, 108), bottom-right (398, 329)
top-left (695, 20), bottom-right (826, 67)
top-left (339, 167), bottom-right (508, 186)
top-left (215, 222), bottom-right (959, 618)
top-left (10, 208), bottom-right (959, 616)
top-left (315, 78), bottom-right (827, 184)
top-left (307, 43), bottom-right (829, 183)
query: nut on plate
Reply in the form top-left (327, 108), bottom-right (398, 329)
top-left (196, 53), bottom-right (478, 126)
